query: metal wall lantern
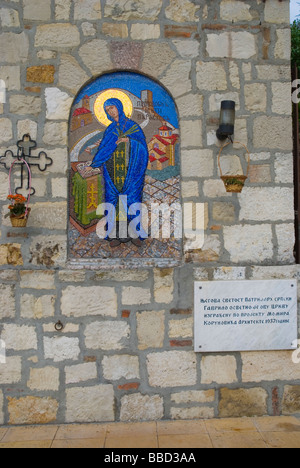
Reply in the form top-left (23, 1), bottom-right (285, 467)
top-left (216, 100), bottom-right (236, 141)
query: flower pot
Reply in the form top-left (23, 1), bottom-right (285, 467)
top-left (221, 175), bottom-right (248, 193)
top-left (10, 208), bottom-right (31, 227)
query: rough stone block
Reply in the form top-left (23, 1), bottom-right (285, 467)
top-left (21, 294), bottom-right (55, 319)
top-left (264, 0), bottom-right (290, 24)
top-left (0, 356), bottom-right (22, 384)
top-left (20, 270), bottom-right (55, 289)
top-left (65, 363), bottom-right (98, 385)
top-left (176, 93), bottom-right (203, 119)
top-left (45, 88), bottom-right (73, 120)
top-left (0, 118), bottom-right (13, 144)
top-left (275, 29), bottom-right (291, 60)
top-left (9, 95), bottom-right (42, 116)
top-left (245, 83), bottom-right (267, 112)
top-left (0, 32), bottom-right (29, 63)
top-left (249, 165), bottom-right (271, 184)
top-left (17, 119), bottom-right (38, 140)
top-left (73, 0), bottom-right (101, 20)
top-left (182, 149), bottom-right (214, 178)
top-left (0, 8), bottom-right (20, 27)
top-left (58, 54), bottom-right (89, 94)
top-left (272, 82), bottom-right (292, 115)
top-left (23, 0), bottom-right (51, 21)
top-left (239, 187), bottom-right (294, 222)
top-left (275, 153), bottom-right (293, 184)
top-left (180, 120), bottom-right (203, 148)
top-left (55, 0), bottom-right (71, 20)
top-left (0, 244), bottom-right (22, 266)
top-left (154, 268), bottom-right (174, 304)
top-left (147, 351), bottom-right (197, 387)
top-left (0, 284), bottom-right (15, 319)
top-left (165, 0), bottom-right (199, 21)
top-left (110, 41), bottom-right (143, 70)
top-left (219, 388), bottom-right (268, 417)
top-left (0, 65), bottom-right (23, 93)
top-left (43, 336), bottom-right (80, 362)
top-left (30, 235), bottom-right (67, 268)
top-left (93, 270), bottom-right (149, 282)
top-left (102, 22), bottom-right (128, 38)
top-left (43, 122), bottom-right (68, 146)
top-left (104, 0), bottom-right (162, 21)
top-left (131, 23), bottom-right (160, 40)
top-left (171, 390), bottom-right (215, 404)
top-left (66, 385), bottom-right (114, 423)
top-left (282, 386), bottom-right (300, 415)
top-left (35, 24), bottom-right (80, 49)
top-left (196, 62), bottom-right (227, 91)
top-left (43, 148), bottom-right (68, 175)
top-left (79, 40), bottom-right (113, 75)
top-left (242, 351), bottom-right (300, 383)
top-left (276, 223), bottom-right (295, 264)
top-left (27, 66), bottom-right (55, 84)
top-left (224, 224), bottom-right (273, 263)
top-left (212, 203), bottom-right (235, 223)
top-left (27, 202), bottom-right (67, 229)
top-left (122, 287), bottom-right (151, 305)
top-left (8, 396), bottom-right (58, 425)
top-left (102, 355), bottom-right (140, 380)
top-left (169, 318), bottom-right (193, 339)
top-left (201, 355), bottom-right (238, 384)
top-left (27, 367), bottom-right (60, 391)
top-left (2, 325), bottom-right (37, 351)
top-left (142, 43), bottom-right (176, 78)
top-left (61, 285), bottom-right (117, 317)
top-left (173, 40), bottom-right (200, 58)
top-left (206, 32), bottom-right (256, 59)
top-left (220, 0), bottom-right (253, 22)
top-left (120, 393), bottom-right (163, 422)
top-left (137, 310), bottom-right (165, 350)
top-left (84, 321), bottom-right (130, 351)
top-left (161, 60), bottom-right (192, 98)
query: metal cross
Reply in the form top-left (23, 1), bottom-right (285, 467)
top-left (0, 134), bottom-right (53, 196)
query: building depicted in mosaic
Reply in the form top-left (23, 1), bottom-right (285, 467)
top-left (70, 96), bottom-right (93, 132)
top-left (148, 125), bottom-right (179, 170)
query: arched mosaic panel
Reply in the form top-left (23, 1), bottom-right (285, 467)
top-left (68, 71), bottom-right (181, 266)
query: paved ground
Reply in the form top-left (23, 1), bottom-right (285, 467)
top-left (1, 416), bottom-right (300, 448)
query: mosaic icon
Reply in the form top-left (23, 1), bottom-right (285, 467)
top-left (68, 72), bottom-right (181, 262)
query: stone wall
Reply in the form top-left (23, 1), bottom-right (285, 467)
top-left (0, 0), bottom-right (299, 425)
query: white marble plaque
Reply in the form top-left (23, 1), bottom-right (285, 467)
top-left (194, 280), bottom-right (297, 352)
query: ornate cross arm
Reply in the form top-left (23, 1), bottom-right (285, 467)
top-left (0, 134), bottom-right (53, 196)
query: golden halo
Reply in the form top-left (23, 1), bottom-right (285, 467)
top-left (94, 89), bottom-right (133, 127)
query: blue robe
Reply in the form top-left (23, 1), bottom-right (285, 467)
top-left (90, 98), bottom-right (149, 238)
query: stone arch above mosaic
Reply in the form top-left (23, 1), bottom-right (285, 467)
top-left (68, 71), bottom-right (181, 266)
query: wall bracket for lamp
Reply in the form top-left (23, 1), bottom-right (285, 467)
top-left (0, 134), bottom-right (53, 196)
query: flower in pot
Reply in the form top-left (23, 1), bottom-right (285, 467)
top-left (5, 194), bottom-right (30, 227)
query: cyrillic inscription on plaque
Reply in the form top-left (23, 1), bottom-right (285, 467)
top-left (194, 280), bottom-right (297, 353)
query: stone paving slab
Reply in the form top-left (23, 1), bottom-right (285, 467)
top-left (1, 417), bottom-right (300, 448)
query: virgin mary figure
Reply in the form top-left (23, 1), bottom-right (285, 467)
top-left (84, 98), bottom-right (149, 247)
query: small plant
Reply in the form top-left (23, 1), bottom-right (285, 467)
top-left (224, 177), bottom-right (245, 187)
top-left (5, 194), bottom-right (28, 218)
